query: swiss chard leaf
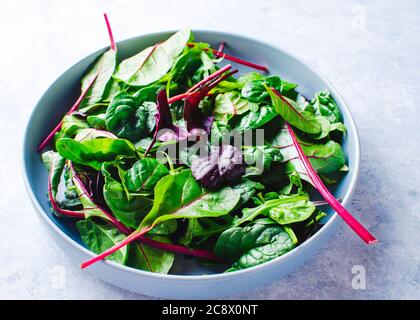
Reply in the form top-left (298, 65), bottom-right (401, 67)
top-left (76, 220), bottom-right (128, 264)
top-left (79, 49), bottom-right (117, 109)
top-left (126, 236), bottom-right (175, 274)
top-left (114, 29), bottom-right (191, 86)
top-left (140, 169), bottom-right (240, 229)
top-left (266, 87), bottom-right (321, 134)
top-left (267, 125), bottom-right (346, 178)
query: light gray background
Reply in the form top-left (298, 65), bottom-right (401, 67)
top-left (0, 0), bottom-right (419, 299)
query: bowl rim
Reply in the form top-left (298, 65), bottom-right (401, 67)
top-left (22, 29), bottom-right (360, 281)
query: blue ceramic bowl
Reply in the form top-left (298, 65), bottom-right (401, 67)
top-left (22, 31), bottom-right (360, 299)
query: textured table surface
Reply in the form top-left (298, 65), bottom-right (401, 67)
top-left (0, 0), bottom-right (419, 299)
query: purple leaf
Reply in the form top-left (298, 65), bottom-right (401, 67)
top-left (191, 145), bottom-right (245, 190)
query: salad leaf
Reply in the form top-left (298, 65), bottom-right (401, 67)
top-left (126, 236), bottom-right (174, 274)
top-left (114, 29), bottom-right (191, 86)
top-left (87, 114), bottom-right (106, 129)
top-left (123, 158), bottom-right (169, 193)
top-left (243, 145), bottom-right (283, 176)
top-left (241, 76), bottom-right (282, 103)
top-left (233, 105), bottom-right (278, 131)
top-left (105, 92), bottom-right (157, 142)
top-left (235, 194), bottom-right (314, 226)
top-left (214, 91), bottom-right (257, 119)
top-left (77, 220), bottom-right (128, 264)
top-left (140, 169), bottom-right (240, 228)
top-left (102, 163), bottom-right (153, 228)
top-left (266, 87), bottom-right (321, 134)
top-left (79, 49), bottom-right (117, 109)
top-left (215, 220), bottom-right (295, 269)
top-left (56, 138), bottom-right (137, 171)
top-left (309, 90), bottom-right (341, 123)
top-left (61, 115), bottom-right (89, 137)
top-left (191, 145), bottom-right (245, 190)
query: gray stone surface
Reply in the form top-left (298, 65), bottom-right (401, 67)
top-left (0, 0), bottom-right (419, 299)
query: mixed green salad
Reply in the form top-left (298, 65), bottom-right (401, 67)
top-left (39, 15), bottom-right (375, 274)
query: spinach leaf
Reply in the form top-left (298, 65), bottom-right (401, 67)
top-left (74, 128), bottom-right (117, 142)
top-left (241, 76), bottom-right (282, 103)
top-left (266, 86), bottom-right (321, 134)
top-left (76, 220), bottom-right (128, 264)
top-left (126, 236), bottom-right (174, 274)
top-left (231, 179), bottom-right (264, 208)
top-left (215, 220), bottom-right (295, 269)
top-left (105, 93), bottom-right (157, 142)
top-left (114, 29), bottom-right (191, 86)
top-left (235, 194), bottom-right (314, 226)
top-left (79, 49), bottom-right (117, 109)
top-left (309, 90), bottom-right (341, 123)
top-left (243, 145), bottom-right (283, 176)
top-left (133, 84), bottom-right (162, 102)
top-left (123, 158), bottom-right (169, 193)
top-left (232, 226), bottom-right (295, 269)
top-left (233, 105), bottom-right (277, 131)
top-left (308, 116), bottom-right (346, 140)
top-left (102, 163), bottom-right (153, 228)
top-left (140, 169), bottom-right (240, 229)
top-left (56, 138), bottom-right (137, 171)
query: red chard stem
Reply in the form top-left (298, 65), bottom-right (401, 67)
top-left (37, 74), bottom-right (99, 152)
top-left (103, 13), bottom-right (116, 51)
top-left (285, 122), bottom-right (377, 244)
top-left (187, 43), bottom-right (268, 71)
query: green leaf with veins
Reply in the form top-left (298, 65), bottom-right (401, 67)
top-left (139, 169), bottom-right (240, 230)
top-left (79, 49), bottom-right (117, 109)
top-left (233, 105), bottom-right (278, 131)
top-left (87, 114), bottom-right (106, 129)
top-left (56, 137), bottom-right (137, 171)
top-left (105, 93), bottom-right (157, 142)
top-left (114, 29), bottom-right (191, 86)
top-left (243, 145), bottom-right (283, 176)
top-left (61, 115), bottom-right (89, 137)
top-left (76, 220), bottom-right (128, 264)
top-left (126, 235), bottom-right (174, 274)
top-left (215, 91), bottom-right (257, 117)
top-left (215, 220), bottom-right (295, 269)
top-left (123, 158), bottom-right (169, 193)
top-left (266, 86), bottom-right (321, 134)
top-left (235, 194), bottom-right (313, 226)
top-left (102, 163), bottom-right (153, 228)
